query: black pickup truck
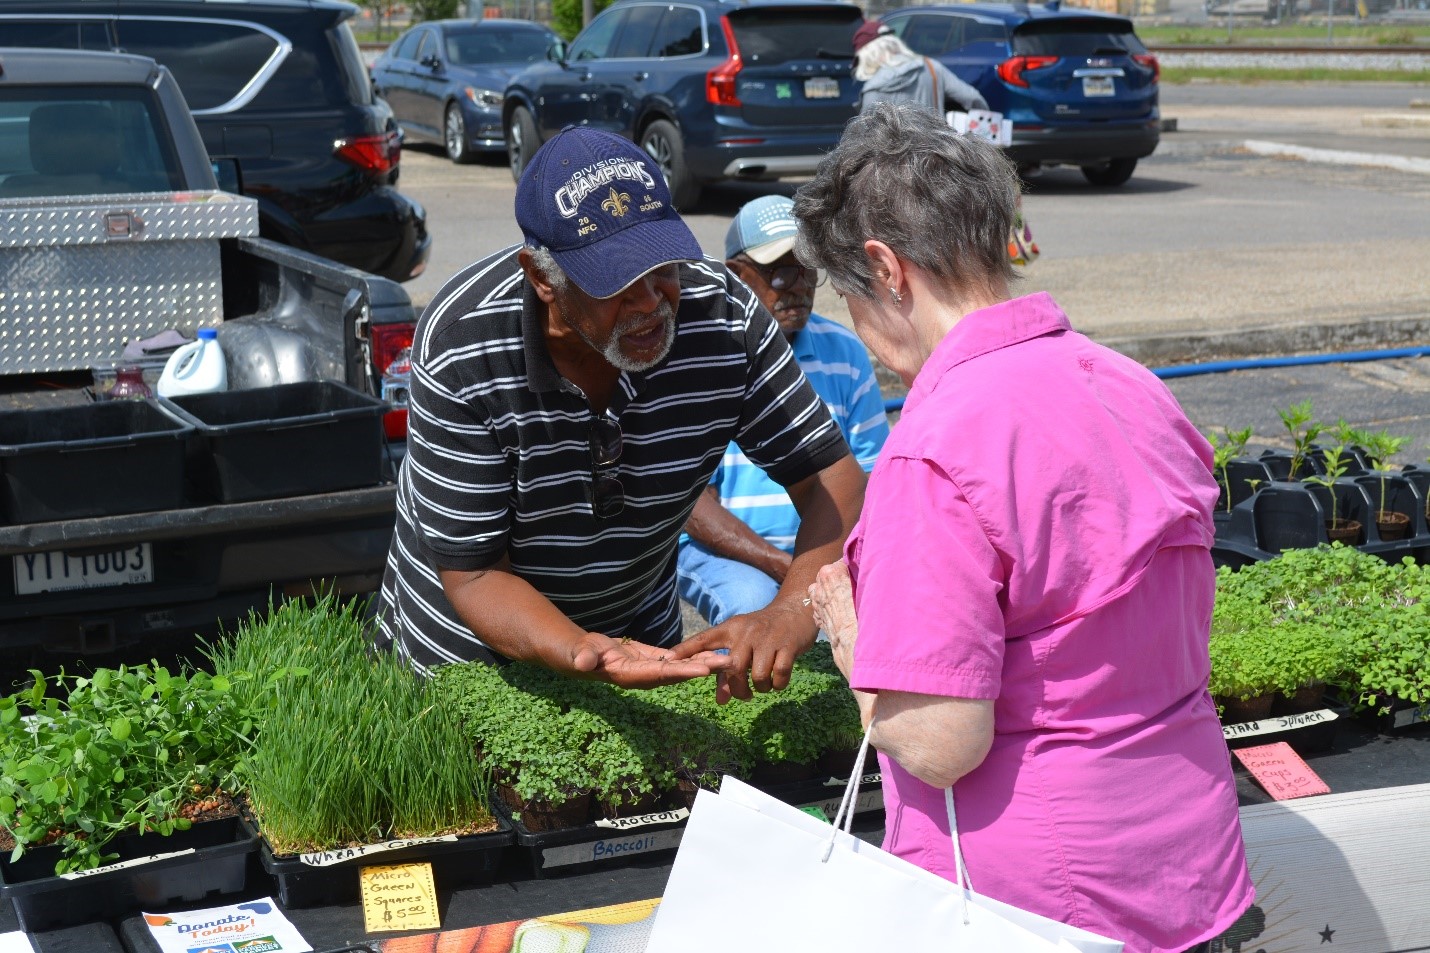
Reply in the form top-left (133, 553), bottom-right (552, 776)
top-left (0, 48), bottom-right (414, 677)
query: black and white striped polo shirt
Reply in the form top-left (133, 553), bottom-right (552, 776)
top-left (376, 246), bottom-right (847, 675)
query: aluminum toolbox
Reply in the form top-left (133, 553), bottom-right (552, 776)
top-left (0, 191), bottom-right (258, 377)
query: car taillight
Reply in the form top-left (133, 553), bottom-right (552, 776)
top-left (706, 16), bottom-right (742, 107)
top-left (996, 55), bottom-right (1059, 88)
top-left (1132, 53), bottom-right (1160, 83)
top-left (373, 322), bottom-right (415, 440)
top-left (334, 131), bottom-right (401, 177)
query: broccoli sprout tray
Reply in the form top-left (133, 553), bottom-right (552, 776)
top-left (497, 771), bottom-right (884, 879)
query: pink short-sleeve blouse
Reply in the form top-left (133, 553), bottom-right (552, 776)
top-left (846, 293), bottom-right (1253, 953)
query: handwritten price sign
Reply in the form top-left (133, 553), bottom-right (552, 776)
top-left (1233, 742), bottom-right (1331, 800)
top-left (359, 863), bottom-right (440, 933)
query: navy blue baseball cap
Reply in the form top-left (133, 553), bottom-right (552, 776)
top-left (515, 126), bottom-right (702, 299)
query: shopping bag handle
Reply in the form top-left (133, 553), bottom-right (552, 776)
top-left (822, 719), bottom-right (974, 924)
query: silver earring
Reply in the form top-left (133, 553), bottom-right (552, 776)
top-left (889, 287), bottom-right (903, 306)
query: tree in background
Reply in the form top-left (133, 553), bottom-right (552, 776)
top-left (414, 0), bottom-right (463, 20)
top-left (552, 0), bottom-right (613, 39)
top-left (357, 0), bottom-right (405, 40)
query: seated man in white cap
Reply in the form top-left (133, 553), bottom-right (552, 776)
top-left (677, 195), bottom-right (889, 629)
top-left (375, 128), bottom-right (866, 703)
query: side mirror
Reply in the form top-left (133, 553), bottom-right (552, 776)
top-left (546, 40), bottom-right (567, 63)
top-left (421, 54), bottom-right (443, 71)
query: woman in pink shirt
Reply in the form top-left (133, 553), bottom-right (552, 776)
top-left (799, 104), bottom-right (1253, 953)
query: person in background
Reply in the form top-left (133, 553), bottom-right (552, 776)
top-left (799, 104), bottom-right (1252, 953)
top-left (852, 19), bottom-right (987, 116)
top-left (854, 19), bottom-right (1039, 267)
top-left (376, 126), bottom-right (866, 702)
top-left (677, 196), bottom-right (890, 627)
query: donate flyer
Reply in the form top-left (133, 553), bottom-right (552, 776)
top-left (142, 898), bottom-right (312, 953)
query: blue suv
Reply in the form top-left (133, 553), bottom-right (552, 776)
top-left (880, 3), bottom-right (1160, 186)
top-left (502, 0), bottom-right (863, 208)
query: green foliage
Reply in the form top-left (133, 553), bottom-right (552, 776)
top-left (1162, 67), bottom-right (1430, 85)
top-left (1212, 545), bottom-right (1430, 712)
top-left (1136, 23), bottom-right (1430, 45)
top-left (1277, 400), bottom-right (1322, 480)
top-left (1329, 418), bottom-right (1370, 451)
top-left (551, 0), bottom-right (617, 41)
top-left (433, 648), bottom-right (862, 816)
top-left (412, 0), bottom-right (462, 21)
top-left (204, 594), bottom-right (491, 855)
top-left (1362, 430), bottom-right (1410, 517)
top-left (0, 662), bottom-right (258, 874)
top-left (1304, 443), bottom-right (1350, 524)
top-left (1208, 426), bottom-right (1253, 512)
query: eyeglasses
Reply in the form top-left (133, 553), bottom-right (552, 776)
top-left (588, 415), bottom-right (625, 520)
top-left (752, 262), bottom-right (827, 290)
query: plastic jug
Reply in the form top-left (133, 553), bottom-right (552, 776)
top-left (156, 328), bottom-right (227, 398)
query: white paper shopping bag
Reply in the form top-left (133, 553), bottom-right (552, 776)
top-left (647, 729), bottom-right (1123, 953)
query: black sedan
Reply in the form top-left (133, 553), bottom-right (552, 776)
top-left (372, 18), bottom-right (559, 164)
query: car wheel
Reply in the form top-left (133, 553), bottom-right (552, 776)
top-left (1080, 158), bottom-right (1137, 187)
top-left (640, 119), bottom-right (701, 211)
top-left (445, 103), bottom-right (474, 165)
top-left (507, 106), bottom-right (539, 184)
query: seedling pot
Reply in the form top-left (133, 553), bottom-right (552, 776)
top-left (1217, 694), bottom-right (1276, 724)
top-left (1326, 518), bottom-right (1364, 545)
top-left (1375, 511), bottom-right (1411, 541)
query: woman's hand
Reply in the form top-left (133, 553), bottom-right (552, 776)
top-left (808, 561), bottom-right (859, 680)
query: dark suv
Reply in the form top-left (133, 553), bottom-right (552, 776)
top-left (880, 3), bottom-right (1160, 186)
top-left (502, 0), bottom-right (863, 209)
top-left (0, 0), bottom-right (431, 282)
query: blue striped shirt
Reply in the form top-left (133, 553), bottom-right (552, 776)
top-left (699, 314), bottom-right (890, 552)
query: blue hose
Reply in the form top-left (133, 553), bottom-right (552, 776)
top-left (881, 345), bottom-right (1430, 414)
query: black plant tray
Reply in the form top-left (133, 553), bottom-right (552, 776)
top-left (1345, 694), bottom-right (1430, 734)
top-left (495, 792), bottom-right (691, 880)
top-left (496, 772), bottom-right (884, 880)
top-left (0, 814), bottom-right (256, 933)
top-left (251, 814), bottom-right (514, 909)
top-left (760, 770), bottom-right (885, 822)
top-left (1221, 704), bottom-right (1347, 755)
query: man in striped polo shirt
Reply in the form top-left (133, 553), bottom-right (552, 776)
top-left (677, 196), bottom-right (890, 628)
top-left (375, 127), bottom-right (866, 702)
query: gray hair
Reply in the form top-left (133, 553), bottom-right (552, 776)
top-left (526, 246), bottom-right (570, 296)
top-left (793, 103), bottom-right (1020, 300)
top-left (853, 34), bottom-right (917, 82)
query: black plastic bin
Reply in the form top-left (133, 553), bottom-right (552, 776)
top-left (0, 399), bottom-right (189, 524)
top-left (162, 381), bottom-right (387, 503)
top-left (0, 815), bottom-right (256, 933)
top-left (252, 815), bottom-right (515, 908)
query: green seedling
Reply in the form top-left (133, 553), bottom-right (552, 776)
top-left (1208, 426), bottom-right (1254, 513)
top-left (1278, 400), bottom-right (1323, 480)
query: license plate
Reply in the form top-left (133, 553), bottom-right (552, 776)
top-left (1082, 76), bottom-right (1115, 97)
top-left (14, 544), bottom-right (153, 595)
top-left (804, 77), bottom-right (839, 100)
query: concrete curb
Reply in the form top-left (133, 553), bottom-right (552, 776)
top-left (1241, 139), bottom-right (1430, 176)
top-left (1363, 113), bottom-right (1430, 129)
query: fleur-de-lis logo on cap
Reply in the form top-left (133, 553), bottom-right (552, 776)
top-left (600, 187), bottom-right (631, 218)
